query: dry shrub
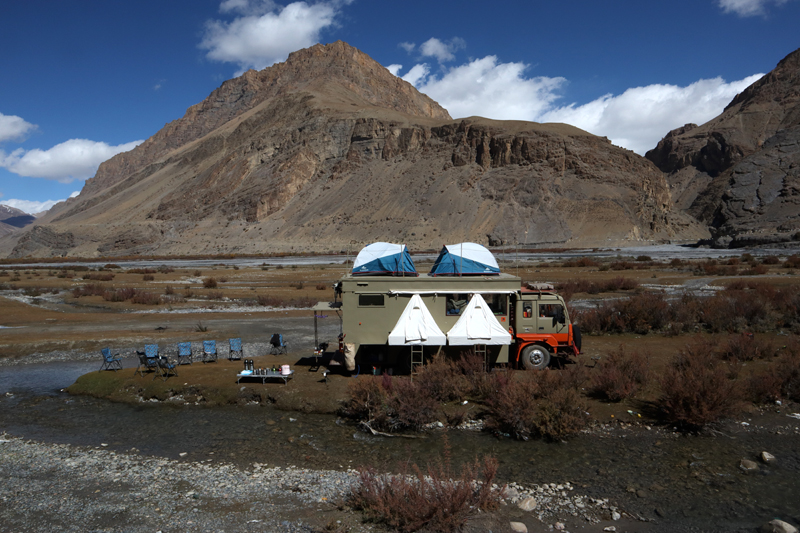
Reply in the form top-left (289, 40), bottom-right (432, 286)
top-left (414, 353), bottom-right (465, 402)
top-left (205, 290), bottom-right (224, 300)
top-left (484, 371), bottom-right (590, 441)
top-left (83, 273), bottom-right (115, 281)
top-left (456, 351), bottom-right (493, 400)
top-left (103, 287), bottom-right (137, 302)
top-left (577, 291), bottom-right (669, 334)
top-left (718, 334), bottom-right (776, 361)
top-left (741, 264), bottom-right (769, 276)
top-left (290, 281), bottom-right (304, 290)
top-left (590, 346), bottom-right (649, 401)
top-left (71, 283), bottom-right (106, 298)
top-left (142, 274), bottom-right (155, 281)
top-left (350, 447), bottom-right (501, 533)
top-left (340, 375), bottom-right (437, 432)
top-left (763, 256), bottom-right (780, 265)
top-left (746, 340), bottom-right (800, 403)
top-left (658, 344), bottom-right (743, 430)
top-left (203, 277), bottom-right (218, 289)
top-left (561, 256), bottom-right (598, 268)
top-left (316, 283), bottom-right (327, 290)
top-left (164, 286), bottom-right (174, 295)
top-left (130, 268), bottom-right (156, 274)
top-left (388, 378), bottom-right (439, 431)
top-left (610, 261), bottom-right (635, 270)
top-left (131, 291), bottom-right (160, 305)
top-left (340, 376), bottom-right (388, 422)
top-left (785, 255), bottom-right (800, 269)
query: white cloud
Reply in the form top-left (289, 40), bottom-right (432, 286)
top-left (0, 139), bottom-right (143, 183)
top-left (0, 193), bottom-right (78, 215)
top-left (542, 74), bottom-right (763, 154)
top-left (200, 0), bottom-right (342, 73)
top-left (399, 42), bottom-right (415, 53)
top-left (397, 54), bottom-right (762, 155)
top-left (717, 0), bottom-right (789, 16)
top-left (411, 56), bottom-right (566, 121)
top-left (385, 64), bottom-right (402, 76)
top-left (401, 64), bottom-right (430, 86)
top-left (418, 37), bottom-right (465, 63)
top-left (0, 113), bottom-right (37, 143)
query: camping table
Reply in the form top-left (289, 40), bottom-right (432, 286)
top-left (237, 370), bottom-right (293, 385)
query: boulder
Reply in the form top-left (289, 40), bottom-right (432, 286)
top-left (509, 521), bottom-right (528, 533)
top-left (517, 496), bottom-right (538, 511)
top-left (760, 519), bottom-right (798, 533)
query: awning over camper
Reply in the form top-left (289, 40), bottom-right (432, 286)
top-left (388, 294), bottom-right (446, 345)
top-left (429, 242), bottom-right (500, 276)
top-left (446, 293), bottom-right (512, 345)
top-left (352, 242), bottom-right (417, 276)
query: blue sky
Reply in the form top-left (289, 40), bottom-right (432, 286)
top-left (1, 0), bottom-right (798, 214)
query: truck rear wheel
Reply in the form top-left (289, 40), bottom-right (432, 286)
top-left (521, 344), bottom-right (550, 370)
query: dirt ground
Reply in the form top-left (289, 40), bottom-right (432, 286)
top-left (2, 255), bottom-right (797, 422)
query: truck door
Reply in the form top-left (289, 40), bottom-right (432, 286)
top-left (537, 303), bottom-right (567, 335)
top-left (517, 300), bottom-right (536, 334)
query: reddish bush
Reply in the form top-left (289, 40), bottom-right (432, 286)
top-left (350, 450), bottom-right (501, 533)
top-left (414, 353), bottom-right (465, 402)
top-left (762, 256), bottom-right (780, 265)
top-left (741, 264), bottom-right (769, 276)
top-left (131, 291), bottom-right (160, 305)
top-left (142, 274), bottom-right (155, 281)
top-left (340, 375), bottom-right (438, 433)
top-left (71, 283), bottom-right (106, 298)
top-left (102, 287), bottom-right (137, 302)
top-left (484, 371), bottom-right (590, 440)
top-left (590, 346), bottom-right (650, 401)
top-left (658, 346), bottom-right (743, 430)
top-left (785, 255), bottom-right (800, 269)
top-left (82, 273), bottom-right (115, 281)
top-left (717, 334), bottom-right (776, 362)
top-left (203, 277), bottom-right (218, 289)
top-left (316, 283), bottom-right (327, 290)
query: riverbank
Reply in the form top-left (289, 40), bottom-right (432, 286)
top-left (0, 433), bottom-right (635, 533)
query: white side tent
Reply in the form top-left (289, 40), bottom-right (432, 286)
top-left (387, 294), bottom-right (446, 346)
top-left (446, 293), bottom-right (512, 345)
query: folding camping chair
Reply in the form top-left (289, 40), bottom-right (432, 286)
top-left (135, 344), bottom-right (160, 377)
top-left (176, 342), bottom-right (193, 365)
top-left (154, 355), bottom-right (178, 381)
top-left (99, 347), bottom-right (122, 372)
top-left (202, 340), bottom-right (218, 363)
top-left (228, 338), bottom-right (243, 360)
top-left (269, 333), bottom-right (288, 355)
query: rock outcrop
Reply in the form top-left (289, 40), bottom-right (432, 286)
top-left (647, 48), bottom-right (800, 247)
top-left (4, 42), bottom-right (699, 258)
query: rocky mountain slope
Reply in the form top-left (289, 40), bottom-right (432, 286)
top-left (5, 42), bottom-right (703, 258)
top-left (0, 205), bottom-right (36, 240)
top-left (647, 48), bottom-right (800, 247)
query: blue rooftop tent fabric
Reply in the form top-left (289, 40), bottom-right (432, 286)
top-left (352, 242), bottom-right (418, 276)
top-left (429, 242), bottom-right (500, 276)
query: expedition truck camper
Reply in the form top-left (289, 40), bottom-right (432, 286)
top-left (336, 243), bottom-right (581, 372)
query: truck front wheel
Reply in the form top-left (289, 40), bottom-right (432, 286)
top-left (521, 344), bottom-right (550, 370)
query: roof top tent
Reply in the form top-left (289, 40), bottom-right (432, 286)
top-left (352, 242), bottom-right (418, 276)
top-left (430, 242), bottom-right (500, 276)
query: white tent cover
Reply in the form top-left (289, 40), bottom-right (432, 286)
top-left (446, 293), bottom-right (512, 345)
top-left (387, 294), bottom-right (446, 346)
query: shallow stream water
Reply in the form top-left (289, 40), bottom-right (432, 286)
top-left (1, 360), bottom-right (799, 532)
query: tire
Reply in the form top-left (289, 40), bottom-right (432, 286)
top-left (573, 325), bottom-right (582, 353)
top-left (521, 344), bottom-right (550, 370)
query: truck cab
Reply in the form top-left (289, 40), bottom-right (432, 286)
top-left (511, 288), bottom-right (580, 370)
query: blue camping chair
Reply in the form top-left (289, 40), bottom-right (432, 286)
top-left (228, 338), bottom-right (243, 360)
top-left (99, 347), bottom-right (122, 372)
top-left (202, 340), bottom-right (218, 363)
top-left (176, 342), bottom-right (193, 365)
top-left (155, 355), bottom-right (178, 381)
top-left (134, 344), bottom-right (161, 377)
top-left (269, 333), bottom-right (288, 355)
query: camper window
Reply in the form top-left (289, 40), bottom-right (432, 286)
top-left (445, 293), bottom-right (469, 315)
top-left (539, 303), bottom-right (565, 323)
top-left (358, 294), bottom-right (385, 307)
top-left (482, 293), bottom-right (508, 316)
